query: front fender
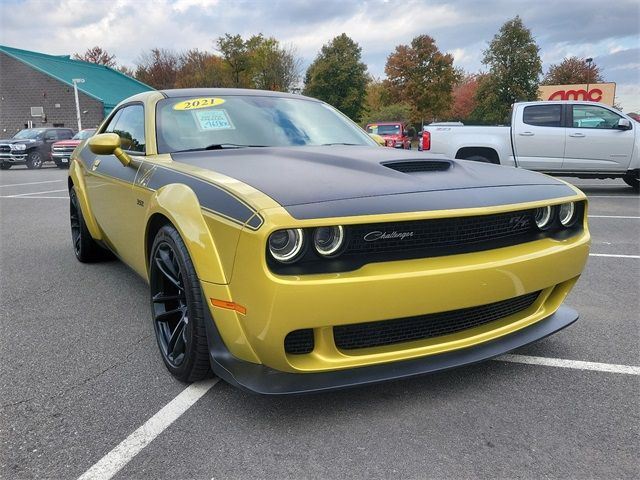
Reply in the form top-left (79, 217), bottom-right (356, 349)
top-left (145, 183), bottom-right (235, 285)
top-left (68, 159), bottom-right (103, 241)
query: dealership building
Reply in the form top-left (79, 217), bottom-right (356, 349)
top-left (0, 45), bottom-right (152, 135)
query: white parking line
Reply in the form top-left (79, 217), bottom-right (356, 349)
top-left (7, 189), bottom-right (67, 197)
top-left (589, 215), bottom-right (640, 219)
top-left (496, 354), bottom-right (640, 375)
top-left (78, 378), bottom-right (219, 480)
top-left (588, 195), bottom-right (639, 198)
top-left (589, 253), bottom-right (640, 259)
top-left (0, 195), bottom-right (68, 199)
top-left (0, 179), bottom-right (64, 188)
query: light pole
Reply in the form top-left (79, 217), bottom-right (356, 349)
top-left (585, 58), bottom-right (593, 99)
top-left (72, 78), bottom-right (85, 131)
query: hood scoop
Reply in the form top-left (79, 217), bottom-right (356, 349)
top-left (382, 160), bottom-right (451, 174)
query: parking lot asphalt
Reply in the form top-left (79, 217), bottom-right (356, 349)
top-left (1, 165), bottom-right (638, 480)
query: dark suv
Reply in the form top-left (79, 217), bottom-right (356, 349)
top-left (0, 128), bottom-right (75, 169)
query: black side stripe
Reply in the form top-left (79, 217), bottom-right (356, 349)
top-left (145, 165), bottom-right (262, 229)
top-left (78, 149), bottom-right (262, 229)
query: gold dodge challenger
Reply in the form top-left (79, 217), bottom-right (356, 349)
top-left (68, 89), bottom-right (590, 394)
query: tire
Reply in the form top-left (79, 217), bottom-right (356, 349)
top-left (26, 151), bottom-right (43, 169)
top-left (0, 163), bottom-right (10, 170)
top-left (622, 172), bottom-right (639, 192)
top-left (69, 187), bottom-right (109, 262)
top-left (149, 224), bottom-right (211, 382)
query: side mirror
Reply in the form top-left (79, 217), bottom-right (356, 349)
top-left (617, 118), bottom-right (632, 130)
top-left (88, 133), bottom-right (131, 166)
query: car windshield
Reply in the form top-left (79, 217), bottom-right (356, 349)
top-left (13, 129), bottom-right (46, 139)
top-left (73, 129), bottom-right (96, 140)
top-left (156, 95), bottom-right (376, 154)
top-left (367, 124), bottom-right (400, 135)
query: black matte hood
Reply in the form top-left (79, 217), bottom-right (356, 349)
top-left (170, 146), bottom-right (576, 219)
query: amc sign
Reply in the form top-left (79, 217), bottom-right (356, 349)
top-left (538, 83), bottom-right (616, 106)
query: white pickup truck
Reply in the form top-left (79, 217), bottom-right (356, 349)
top-left (420, 101), bottom-right (639, 191)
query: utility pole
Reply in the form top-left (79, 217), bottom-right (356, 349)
top-left (72, 78), bottom-right (85, 131)
top-left (585, 58), bottom-right (593, 99)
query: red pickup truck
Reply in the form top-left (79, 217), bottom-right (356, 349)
top-left (365, 122), bottom-right (411, 149)
top-left (51, 128), bottom-right (96, 169)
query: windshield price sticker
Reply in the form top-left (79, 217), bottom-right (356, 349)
top-left (194, 109), bottom-right (235, 130)
top-left (173, 97), bottom-right (225, 110)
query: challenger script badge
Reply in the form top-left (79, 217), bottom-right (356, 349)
top-left (363, 231), bottom-right (415, 242)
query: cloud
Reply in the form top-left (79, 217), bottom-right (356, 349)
top-left (0, 0), bottom-right (637, 110)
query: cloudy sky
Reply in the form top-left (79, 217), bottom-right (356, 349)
top-left (1, 0), bottom-right (638, 111)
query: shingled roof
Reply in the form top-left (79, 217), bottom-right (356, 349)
top-left (0, 45), bottom-right (153, 115)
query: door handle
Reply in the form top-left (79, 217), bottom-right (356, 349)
top-left (569, 133), bottom-right (586, 138)
top-left (519, 132), bottom-right (534, 136)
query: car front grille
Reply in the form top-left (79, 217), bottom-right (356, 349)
top-left (53, 146), bottom-right (75, 153)
top-left (283, 291), bottom-right (541, 355)
top-left (0, 145), bottom-right (11, 153)
top-left (344, 209), bottom-right (537, 257)
top-left (333, 291), bottom-right (541, 350)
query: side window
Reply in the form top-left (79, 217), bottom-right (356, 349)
top-left (572, 105), bottom-right (622, 129)
top-left (108, 105), bottom-right (145, 153)
top-left (523, 105), bottom-right (562, 127)
top-left (103, 110), bottom-right (123, 134)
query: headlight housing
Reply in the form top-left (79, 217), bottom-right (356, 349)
top-left (558, 202), bottom-right (577, 227)
top-left (313, 226), bottom-right (345, 257)
top-left (10, 143), bottom-right (26, 151)
top-left (534, 206), bottom-right (553, 230)
top-left (268, 229), bottom-right (305, 263)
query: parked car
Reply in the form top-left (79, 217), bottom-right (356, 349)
top-left (419, 101), bottom-right (639, 191)
top-left (366, 122), bottom-right (411, 149)
top-left (51, 129), bottom-right (96, 169)
top-left (68, 88), bottom-right (590, 394)
top-left (0, 128), bottom-right (75, 169)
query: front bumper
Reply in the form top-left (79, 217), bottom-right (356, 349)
top-left (0, 153), bottom-right (27, 163)
top-left (51, 152), bottom-right (71, 164)
top-left (203, 298), bottom-right (578, 395)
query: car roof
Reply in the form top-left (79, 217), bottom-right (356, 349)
top-left (159, 88), bottom-right (315, 101)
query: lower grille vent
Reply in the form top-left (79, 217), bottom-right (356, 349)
top-left (284, 328), bottom-right (314, 354)
top-left (334, 291), bottom-right (541, 350)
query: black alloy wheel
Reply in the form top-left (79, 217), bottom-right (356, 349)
top-left (26, 151), bottom-right (43, 169)
top-left (149, 225), bottom-right (210, 382)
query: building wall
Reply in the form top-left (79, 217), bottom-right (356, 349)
top-left (0, 52), bottom-right (105, 136)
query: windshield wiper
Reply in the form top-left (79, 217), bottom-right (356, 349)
top-left (173, 143), bottom-right (268, 153)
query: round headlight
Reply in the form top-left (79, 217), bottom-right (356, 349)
top-left (534, 206), bottom-right (553, 230)
top-left (559, 202), bottom-right (577, 227)
top-left (268, 229), bottom-right (305, 263)
top-left (313, 226), bottom-right (345, 256)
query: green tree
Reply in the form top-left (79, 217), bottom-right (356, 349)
top-left (542, 56), bottom-right (603, 85)
top-left (468, 74), bottom-right (506, 124)
top-left (362, 102), bottom-right (413, 127)
top-left (303, 34), bottom-right (369, 121)
top-left (216, 34), bottom-right (252, 87)
top-left (384, 35), bottom-right (459, 123)
top-left (249, 37), bottom-right (301, 91)
top-left (476, 16), bottom-right (542, 123)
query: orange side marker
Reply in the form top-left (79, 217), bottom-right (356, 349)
top-left (210, 299), bottom-right (247, 315)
